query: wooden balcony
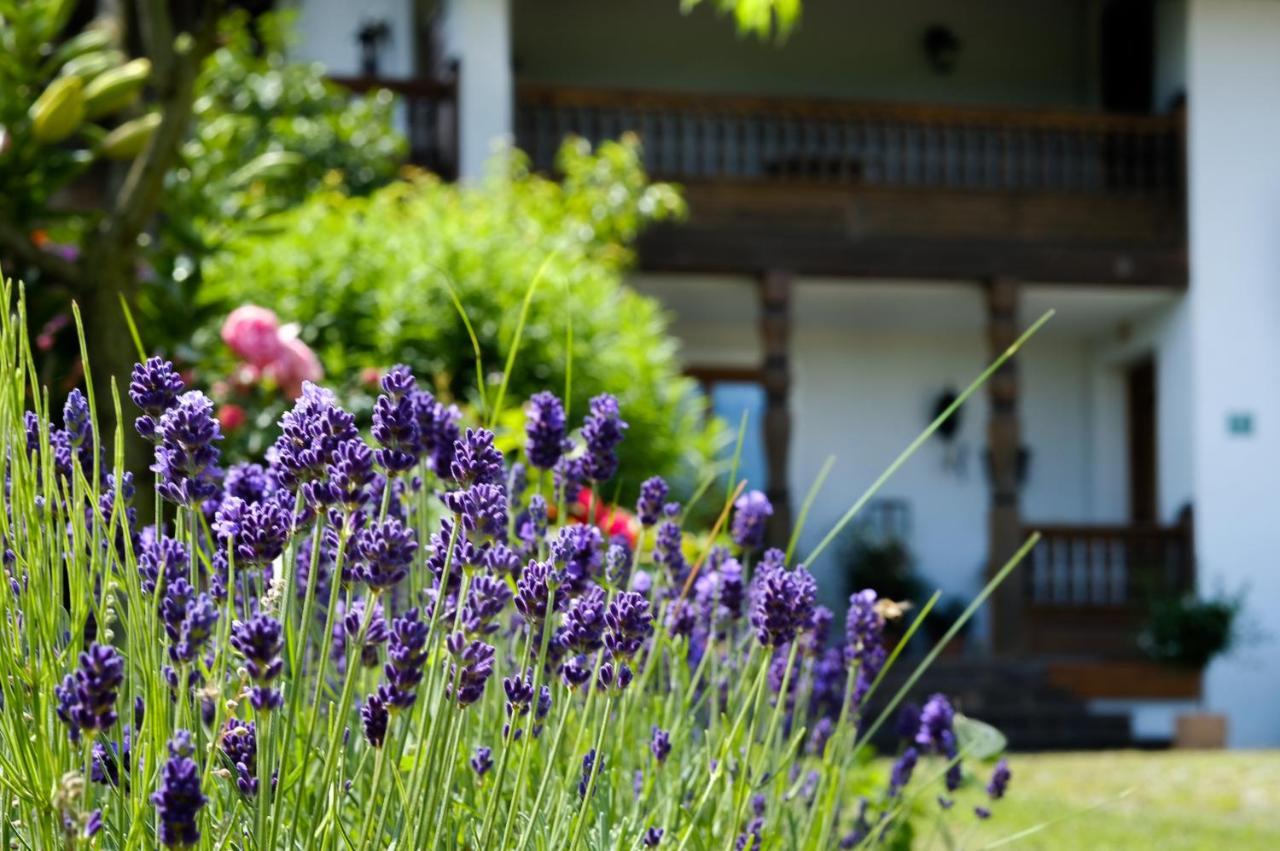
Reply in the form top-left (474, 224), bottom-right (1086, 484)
top-left (515, 84), bottom-right (1187, 285)
top-left (1021, 509), bottom-right (1195, 662)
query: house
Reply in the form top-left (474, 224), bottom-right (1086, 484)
top-left (288, 0), bottom-right (1280, 749)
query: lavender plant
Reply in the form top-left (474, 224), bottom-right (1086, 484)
top-left (0, 280), bottom-right (1044, 848)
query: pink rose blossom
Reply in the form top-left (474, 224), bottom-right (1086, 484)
top-left (222, 305), bottom-right (285, 368)
top-left (217, 404), bottom-right (247, 431)
top-left (265, 337), bottom-right (323, 400)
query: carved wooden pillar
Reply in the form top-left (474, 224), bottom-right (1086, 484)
top-left (759, 270), bottom-right (793, 548)
top-left (985, 278), bottom-right (1026, 655)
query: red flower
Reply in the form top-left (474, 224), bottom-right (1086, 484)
top-left (572, 488), bottom-right (640, 549)
top-left (217, 404), bottom-right (247, 432)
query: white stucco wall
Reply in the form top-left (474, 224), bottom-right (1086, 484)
top-left (514, 0), bottom-right (1096, 108)
top-left (1187, 0), bottom-right (1280, 747)
top-left (288, 0), bottom-right (416, 78)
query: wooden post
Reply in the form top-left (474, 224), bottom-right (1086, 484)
top-left (759, 270), bottom-right (793, 548)
top-left (985, 278), bottom-right (1026, 655)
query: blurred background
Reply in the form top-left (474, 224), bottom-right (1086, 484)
top-left (2, 0), bottom-right (1277, 823)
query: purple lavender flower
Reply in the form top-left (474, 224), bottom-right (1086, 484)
top-left (551, 524), bottom-right (603, 595)
top-left (446, 632), bottom-right (496, 708)
top-left (888, 747), bottom-right (918, 797)
top-left (271, 383), bottom-right (358, 488)
top-left (578, 749), bottom-right (601, 799)
top-left (361, 688), bottom-right (390, 747)
top-left (503, 668), bottom-right (536, 736)
top-left (153, 391), bottom-right (222, 506)
top-left (220, 719), bottom-right (258, 796)
top-left (558, 584), bottom-right (607, 654)
top-left (471, 746), bottom-right (493, 777)
top-left (411, 391), bottom-right (460, 477)
top-left (845, 590), bottom-right (887, 707)
top-left (62, 389), bottom-right (92, 460)
top-left (162, 579), bottom-right (218, 665)
top-left (749, 563), bottom-right (817, 647)
top-left (451, 428), bottom-right (504, 487)
top-left (514, 559), bottom-right (562, 623)
top-left (384, 608), bottom-right (429, 707)
top-left (807, 716), bottom-right (835, 757)
top-left (138, 532), bottom-right (189, 595)
top-left (337, 597), bottom-right (390, 668)
top-left (151, 731), bottom-right (204, 847)
top-left (987, 759), bottom-right (1011, 799)
top-left (604, 591), bottom-right (653, 659)
top-left (650, 726), bottom-right (671, 763)
top-left (653, 521), bottom-right (687, 584)
top-left (55, 643), bottom-right (124, 741)
top-left (604, 542), bottom-right (630, 586)
top-left (84, 809), bottom-right (103, 839)
top-left (461, 575), bottom-right (512, 637)
top-left (644, 827), bottom-right (664, 847)
top-left (230, 614), bottom-right (284, 711)
top-left (355, 517), bottom-right (417, 590)
top-left (635, 476), bottom-right (668, 527)
top-left (485, 542), bottom-right (522, 576)
top-left (130, 357), bottom-right (185, 442)
top-left (223, 462), bottom-right (274, 504)
top-left (730, 490), bottom-right (773, 550)
top-left (372, 366), bottom-right (420, 473)
top-left (915, 693), bottom-right (956, 753)
top-left (974, 806), bottom-right (992, 820)
top-left (216, 497), bottom-right (291, 567)
top-left (581, 394), bottom-right (627, 483)
top-left (525, 392), bottom-right (566, 470)
top-left (442, 483), bottom-right (508, 544)
top-left (91, 727), bottom-right (132, 787)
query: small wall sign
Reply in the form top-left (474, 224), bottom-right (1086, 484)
top-left (1227, 412), bottom-right (1254, 436)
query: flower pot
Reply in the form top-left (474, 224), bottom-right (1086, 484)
top-left (1174, 711), bottom-right (1227, 749)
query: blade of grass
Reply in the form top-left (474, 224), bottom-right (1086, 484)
top-left (803, 310), bottom-right (1053, 566)
top-left (785, 454), bottom-right (834, 565)
top-left (977, 789), bottom-right (1135, 849)
top-left (725, 407), bottom-right (749, 504)
top-left (437, 270), bottom-right (489, 420)
top-left (488, 251), bottom-right (556, 429)
top-left (117, 292), bottom-right (147, 361)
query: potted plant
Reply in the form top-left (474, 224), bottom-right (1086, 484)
top-left (1139, 592), bottom-right (1241, 748)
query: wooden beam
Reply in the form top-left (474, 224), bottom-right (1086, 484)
top-left (758, 271), bottom-right (793, 548)
top-left (986, 278), bottom-right (1027, 656)
top-left (638, 228), bottom-right (1187, 287)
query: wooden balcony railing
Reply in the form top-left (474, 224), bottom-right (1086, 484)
top-left (1020, 509), bottom-right (1194, 658)
top-left (330, 75), bottom-right (458, 179)
top-left (515, 84), bottom-right (1185, 198)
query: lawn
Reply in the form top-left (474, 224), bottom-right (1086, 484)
top-left (953, 750), bottom-right (1280, 849)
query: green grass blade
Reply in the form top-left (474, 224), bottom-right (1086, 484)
top-left (489, 251), bottom-right (556, 429)
top-left (725, 407), bottom-right (748, 504)
top-left (437, 270), bottom-right (489, 420)
top-left (785, 454), bottom-right (834, 565)
top-left (118, 292), bottom-right (147, 360)
top-left (803, 310), bottom-right (1053, 565)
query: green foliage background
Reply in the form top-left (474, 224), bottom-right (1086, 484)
top-left (202, 137), bottom-right (726, 499)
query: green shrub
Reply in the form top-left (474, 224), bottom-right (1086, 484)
top-left (200, 136), bottom-right (724, 499)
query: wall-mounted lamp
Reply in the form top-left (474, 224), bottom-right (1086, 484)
top-left (357, 18), bottom-right (391, 77)
top-left (922, 25), bottom-right (961, 75)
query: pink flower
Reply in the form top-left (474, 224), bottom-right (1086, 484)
top-left (265, 336), bottom-right (323, 400)
top-left (222, 305), bottom-right (285, 368)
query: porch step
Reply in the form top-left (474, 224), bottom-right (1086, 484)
top-left (868, 660), bottom-right (1134, 752)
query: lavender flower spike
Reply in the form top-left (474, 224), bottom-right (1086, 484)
top-left (525, 391), bottom-right (566, 470)
top-left (581, 394), bottom-right (628, 483)
top-left (55, 643), bottom-right (125, 742)
top-left (152, 391), bottom-right (222, 506)
top-left (636, 476), bottom-right (669, 527)
top-left (230, 614), bottom-right (285, 710)
top-left (730, 490), bottom-right (773, 551)
top-left (355, 517), bottom-right (418, 590)
top-left (130, 357), bottom-right (185, 442)
top-left (151, 731), bottom-right (205, 848)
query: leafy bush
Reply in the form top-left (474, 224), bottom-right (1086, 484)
top-left (1140, 593), bottom-right (1241, 669)
top-left (200, 136), bottom-right (722, 500)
